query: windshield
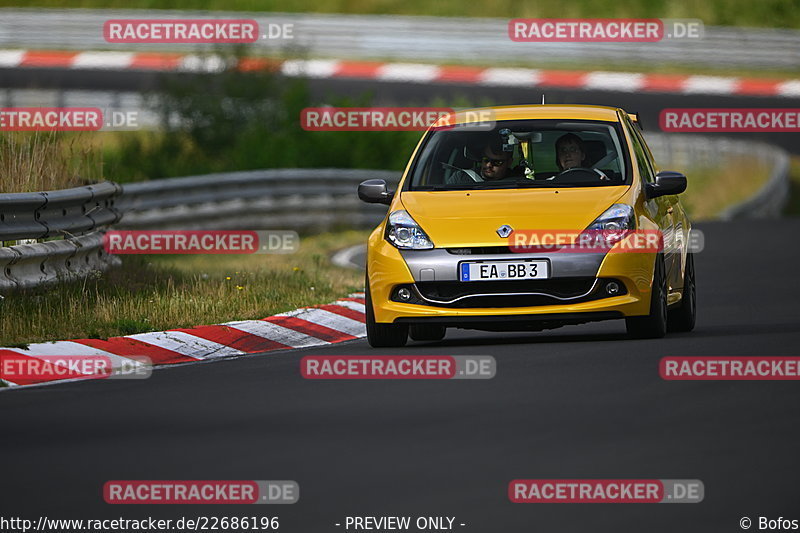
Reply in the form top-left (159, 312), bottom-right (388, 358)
top-left (406, 119), bottom-right (630, 191)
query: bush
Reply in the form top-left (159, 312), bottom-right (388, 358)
top-left (104, 50), bottom-right (423, 181)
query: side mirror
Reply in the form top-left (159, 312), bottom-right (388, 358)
top-left (358, 179), bottom-right (394, 205)
top-left (646, 171), bottom-right (687, 199)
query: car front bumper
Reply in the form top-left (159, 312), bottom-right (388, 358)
top-left (367, 231), bottom-right (656, 325)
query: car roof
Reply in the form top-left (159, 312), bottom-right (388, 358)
top-left (437, 104), bottom-right (625, 126)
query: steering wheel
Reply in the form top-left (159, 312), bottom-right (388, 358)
top-left (441, 162), bottom-right (483, 183)
top-left (556, 167), bottom-right (610, 181)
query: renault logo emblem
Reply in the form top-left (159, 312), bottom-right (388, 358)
top-left (496, 225), bottom-right (513, 238)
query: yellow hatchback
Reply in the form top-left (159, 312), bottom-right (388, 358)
top-left (358, 105), bottom-right (696, 347)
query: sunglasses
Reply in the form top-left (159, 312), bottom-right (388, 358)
top-left (481, 157), bottom-right (509, 166)
top-left (558, 145), bottom-right (582, 155)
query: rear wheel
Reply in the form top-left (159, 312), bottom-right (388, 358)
top-left (409, 324), bottom-right (446, 342)
top-left (365, 279), bottom-right (408, 348)
top-left (626, 254), bottom-right (668, 339)
top-left (668, 252), bottom-right (696, 332)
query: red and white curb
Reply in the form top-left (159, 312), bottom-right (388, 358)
top-left (2, 49), bottom-right (799, 98)
top-left (0, 292), bottom-right (366, 389)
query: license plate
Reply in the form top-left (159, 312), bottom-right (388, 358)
top-left (460, 260), bottom-right (549, 281)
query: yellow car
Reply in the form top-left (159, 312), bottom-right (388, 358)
top-left (358, 105), bottom-right (696, 347)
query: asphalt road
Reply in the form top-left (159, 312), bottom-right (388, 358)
top-left (2, 68), bottom-right (800, 156)
top-left (2, 218), bottom-right (800, 532)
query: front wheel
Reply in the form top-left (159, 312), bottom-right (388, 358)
top-left (626, 254), bottom-right (668, 339)
top-left (365, 280), bottom-right (408, 348)
top-left (668, 252), bottom-right (696, 332)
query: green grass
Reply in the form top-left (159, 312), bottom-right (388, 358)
top-left (0, 231), bottom-right (367, 346)
top-left (1, 132), bottom-right (104, 193)
top-left (97, 126), bottom-right (422, 183)
top-left (2, 0), bottom-right (799, 29)
top-left (96, 69), bottom-right (428, 182)
top-left (678, 159), bottom-right (772, 219)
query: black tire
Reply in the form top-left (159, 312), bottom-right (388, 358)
top-left (409, 324), bottom-right (446, 342)
top-left (626, 254), bottom-right (668, 339)
top-left (365, 279), bottom-right (408, 348)
top-left (668, 252), bottom-right (697, 332)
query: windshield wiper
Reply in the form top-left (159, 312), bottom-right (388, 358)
top-left (414, 180), bottom-right (564, 191)
top-left (508, 180), bottom-right (552, 187)
top-left (413, 185), bottom-right (474, 191)
top-left (468, 180), bottom-right (550, 189)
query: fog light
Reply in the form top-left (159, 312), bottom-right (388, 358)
top-left (606, 281), bottom-right (621, 296)
top-left (397, 287), bottom-right (412, 301)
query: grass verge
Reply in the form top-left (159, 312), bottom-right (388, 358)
top-left (1, 132), bottom-right (104, 193)
top-left (0, 230), bottom-right (368, 346)
top-left (679, 157), bottom-right (772, 219)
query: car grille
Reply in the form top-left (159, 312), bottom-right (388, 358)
top-left (445, 245), bottom-right (566, 255)
top-left (446, 247), bottom-right (512, 255)
top-left (412, 278), bottom-right (609, 308)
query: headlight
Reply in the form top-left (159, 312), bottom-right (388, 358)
top-left (385, 210), bottom-right (434, 250)
top-left (584, 204), bottom-right (635, 246)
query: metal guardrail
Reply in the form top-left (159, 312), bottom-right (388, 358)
top-left (0, 182), bottom-right (121, 241)
top-left (0, 231), bottom-right (118, 290)
top-left (0, 183), bottom-right (121, 291)
top-left (0, 134), bottom-right (791, 291)
top-left (118, 168), bottom-right (400, 231)
top-left (0, 9), bottom-right (799, 70)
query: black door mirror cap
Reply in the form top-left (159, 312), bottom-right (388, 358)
top-left (358, 179), bottom-right (394, 205)
top-left (647, 171), bottom-right (687, 199)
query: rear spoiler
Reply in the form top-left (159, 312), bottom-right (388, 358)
top-left (629, 112), bottom-right (643, 130)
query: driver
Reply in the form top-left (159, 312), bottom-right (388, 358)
top-left (480, 142), bottom-right (513, 180)
top-left (555, 133), bottom-right (587, 171)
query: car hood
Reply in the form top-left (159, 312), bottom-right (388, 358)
top-left (399, 186), bottom-right (630, 248)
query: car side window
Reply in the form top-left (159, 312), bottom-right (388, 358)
top-left (634, 126), bottom-right (659, 173)
top-left (625, 119), bottom-right (655, 184)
